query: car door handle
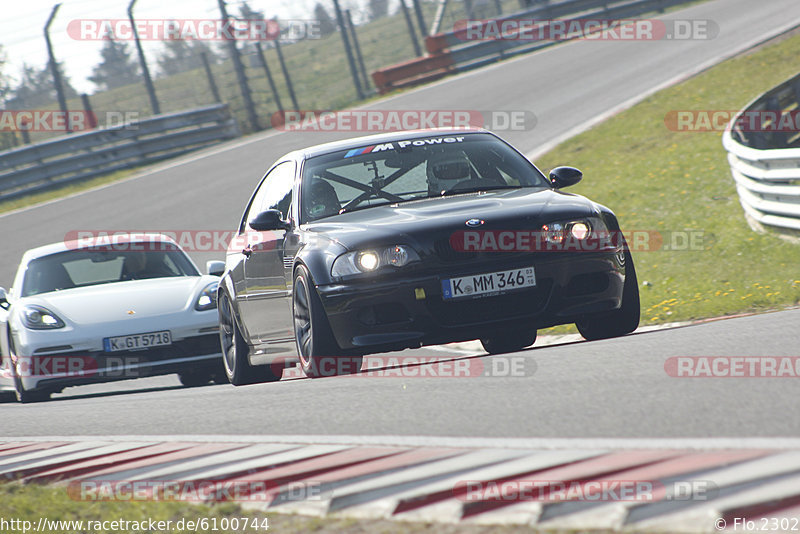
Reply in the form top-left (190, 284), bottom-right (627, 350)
top-left (242, 246), bottom-right (253, 258)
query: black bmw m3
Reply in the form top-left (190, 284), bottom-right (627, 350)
top-left (217, 129), bottom-right (639, 383)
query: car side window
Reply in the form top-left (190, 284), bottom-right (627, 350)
top-left (243, 161), bottom-right (295, 232)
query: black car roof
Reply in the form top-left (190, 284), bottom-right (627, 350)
top-left (287, 128), bottom-right (491, 160)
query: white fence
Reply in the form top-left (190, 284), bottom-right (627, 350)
top-left (722, 73), bottom-right (800, 231)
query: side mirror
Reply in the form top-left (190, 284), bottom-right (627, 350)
top-left (249, 209), bottom-right (290, 231)
top-left (206, 261), bottom-right (225, 277)
top-left (0, 287), bottom-right (8, 310)
top-left (549, 166), bottom-right (583, 189)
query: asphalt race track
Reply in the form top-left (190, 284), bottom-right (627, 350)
top-left (2, 309), bottom-right (799, 437)
top-left (2, 0), bottom-right (800, 444)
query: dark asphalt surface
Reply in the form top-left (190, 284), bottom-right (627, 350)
top-left (2, 310), bottom-right (798, 437)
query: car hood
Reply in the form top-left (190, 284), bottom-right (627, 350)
top-left (305, 187), bottom-right (600, 250)
top-left (18, 276), bottom-right (216, 325)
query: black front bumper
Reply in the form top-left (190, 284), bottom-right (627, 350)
top-left (319, 251), bottom-right (626, 352)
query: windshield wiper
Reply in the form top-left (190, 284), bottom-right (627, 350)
top-left (336, 201), bottom-right (393, 215)
top-left (439, 184), bottom-right (522, 197)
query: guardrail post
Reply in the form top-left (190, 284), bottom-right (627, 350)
top-left (411, 0), bottom-right (428, 37)
top-left (80, 94), bottom-right (98, 129)
top-left (200, 52), bottom-right (222, 104)
top-left (430, 0), bottom-right (449, 36)
top-left (332, 0), bottom-right (365, 99)
top-left (399, 0), bottom-right (423, 57)
top-left (44, 4), bottom-right (71, 134)
top-left (217, 0), bottom-right (261, 131)
top-left (272, 26), bottom-right (299, 111)
top-left (345, 10), bottom-right (371, 91)
top-left (128, 0), bottom-right (161, 115)
top-left (255, 43), bottom-right (284, 112)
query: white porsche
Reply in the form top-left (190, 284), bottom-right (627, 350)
top-left (0, 234), bottom-right (226, 402)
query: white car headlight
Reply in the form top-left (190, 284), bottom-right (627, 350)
top-left (22, 305), bottom-right (65, 330)
top-left (194, 282), bottom-right (219, 311)
top-left (332, 245), bottom-right (421, 278)
top-left (541, 218), bottom-right (604, 244)
top-left (570, 221), bottom-right (590, 240)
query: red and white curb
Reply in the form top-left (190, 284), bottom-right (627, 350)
top-left (2, 436), bottom-right (800, 532)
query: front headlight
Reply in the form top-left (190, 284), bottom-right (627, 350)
top-left (541, 218), bottom-right (605, 244)
top-left (331, 245), bottom-right (421, 278)
top-left (194, 282), bottom-right (219, 311)
top-left (22, 305), bottom-right (65, 330)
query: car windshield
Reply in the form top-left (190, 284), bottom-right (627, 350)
top-left (21, 243), bottom-right (199, 297)
top-left (300, 133), bottom-right (550, 222)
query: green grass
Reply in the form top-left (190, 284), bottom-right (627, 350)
top-left (535, 32), bottom-right (800, 327)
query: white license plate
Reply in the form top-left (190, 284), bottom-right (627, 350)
top-left (103, 331), bottom-right (172, 352)
top-left (441, 267), bottom-right (536, 300)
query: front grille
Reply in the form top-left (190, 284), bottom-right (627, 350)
top-left (426, 282), bottom-right (552, 326)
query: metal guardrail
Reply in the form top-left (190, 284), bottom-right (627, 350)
top-left (0, 104), bottom-right (240, 203)
top-left (373, 0), bottom-right (695, 93)
top-left (722, 72), bottom-right (800, 232)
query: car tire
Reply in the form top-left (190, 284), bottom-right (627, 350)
top-left (576, 249), bottom-right (640, 341)
top-left (178, 372), bottom-right (212, 387)
top-left (8, 332), bottom-right (51, 403)
top-left (293, 265), bottom-right (362, 378)
top-left (218, 291), bottom-right (282, 386)
top-left (481, 330), bottom-right (537, 355)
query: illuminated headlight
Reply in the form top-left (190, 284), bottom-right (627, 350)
top-left (357, 251), bottom-right (379, 271)
top-left (332, 245), bottom-right (421, 278)
top-left (22, 305), bottom-right (65, 330)
top-left (570, 222), bottom-right (590, 240)
top-left (541, 220), bottom-right (596, 243)
top-left (194, 282), bottom-right (219, 311)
